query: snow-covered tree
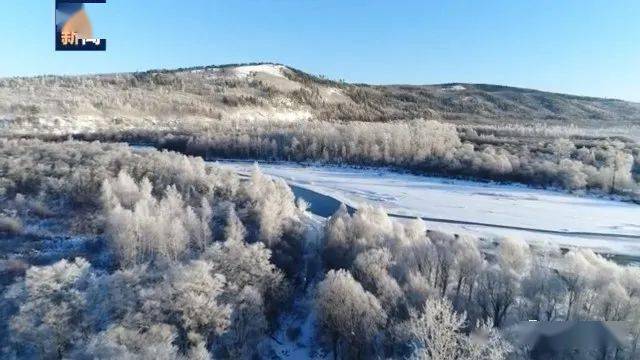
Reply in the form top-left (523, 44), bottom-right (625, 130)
top-left (72, 324), bottom-right (181, 360)
top-left (475, 264), bottom-right (519, 328)
top-left (405, 298), bottom-right (466, 360)
top-left (9, 258), bottom-right (92, 358)
top-left (464, 320), bottom-right (512, 360)
top-left (405, 299), bottom-right (511, 360)
top-left (521, 254), bottom-right (567, 321)
top-left (451, 235), bottom-right (484, 307)
top-left (223, 205), bottom-right (246, 243)
top-left (315, 269), bottom-right (387, 358)
top-left (352, 248), bottom-right (403, 310)
top-left (142, 260), bottom-right (231, 341)
top-left (102, 175), bottom-right (214, 266)
top-left (205, 236), bottom-right (285, 298)
top-left (243, 166), bottom-right (298, 246)
top-left (221, 286), bottom-right (268, 359)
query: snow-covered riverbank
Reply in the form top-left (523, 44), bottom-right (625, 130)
top-left (217, 161), bottom-right (640, 257)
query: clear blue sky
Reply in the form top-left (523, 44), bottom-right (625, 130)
top-left (1, 1), bottom-right (639, 101)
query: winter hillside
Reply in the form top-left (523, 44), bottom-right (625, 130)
top-left (2, 63), bottom-right (640, 135)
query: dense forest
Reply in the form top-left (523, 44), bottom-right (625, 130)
top-left (1, 139), bottom-right (639, 359)
top-left (57, 118), bottom-right (640, 201)
top-left (0, 139), bottom-right (305, 358)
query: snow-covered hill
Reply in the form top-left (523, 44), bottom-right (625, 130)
top-left (2, 62), bottom-right (640, 135)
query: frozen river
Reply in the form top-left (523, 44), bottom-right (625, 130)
top-left (218, 161), bottom-right (640, 257)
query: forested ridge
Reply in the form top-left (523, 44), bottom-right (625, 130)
top-left (3, 63), bottom-right (640, 127)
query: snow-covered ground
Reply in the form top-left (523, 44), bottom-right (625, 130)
top-left (206, 64), bottom-right (286, 79)
top-left (219, 161), bottom-right (640, 256)
top-left (235, 64), bottom-right (287, 78)
top-left (267, 213), bottom-right (329, 359)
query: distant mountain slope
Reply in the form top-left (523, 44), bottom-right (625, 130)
top-left (375, 83), bottom-right (640, 124)
top-left (1, 63), bottom-right (639, 135)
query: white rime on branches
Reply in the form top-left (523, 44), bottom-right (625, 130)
top-left (73, 324), bottom-right (181, 360)
top-left (9, 258), bottom-right (92, 358)
top-left (352, 248), bottom-right (403, 309)
top-left (205, 236), bottom-right (285, 297)
top-left (405, 298), bottom-right (511, 360)
top-left (406, 298), bottom-right (466, 360)
top-left (102, 173), bottom-right (213, 266)
top-left (146, 260), bottom-right (232, 338)
top-left (315, 269), bottom-right (387, 357)
top-left (222, 286), bottom-right (268, 359)
top-left (243, 165), bottom-right (298, 246)
top-left (0, 140), bottom-right (306, 359)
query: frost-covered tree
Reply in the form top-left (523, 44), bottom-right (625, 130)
top-left (143, 260), bottom-right (231, 341)
top-left (405, 299), bottom-right (511, 360)
top-left (352, 248), bottom-right (403, 310)
top-left (429, 231), bottom-right (458, 297)
top-left (72, 324), bottom-right (181, 360)
top-left (393, 219), bottom-right (434, 284)
top-left (464, 320), bottom-right (512, 360)
top-left (221, 286), bottom-right (268, 359)
top-left (497, 237), bottom-right (531, 275)
top-left (475, 264), bottom-right (519, 328)
top-left (323, 204), bottom-right (393, 270)
top-left (315, 269), bottom-right (387, 358)
top-left (322, 203), bottom-right (354, 269)
top-left (521, 252), bottom-right (567, 321)
top-left (204, 233), bottom-right (288, 326)
top-left (184, 197), bottom-right (213, 252)
top-left (223, 205), bottom-right (246, 243)
top-left (405, 298), bottom-right (466, 360)
top-left (103, 175), bottom-right (214, 266)
top-left (205, 236), bottom-right (285, 299)
top-left (450, 235), bottom-right (484, 307)
top-left (560, 249), bottom-right (594, 320)
top-left (242, 166), bottom-right (298, 246)
top-left (9, 258), bottom-right (92, 358)
top-left (84, 264), bottom-right (153, 330)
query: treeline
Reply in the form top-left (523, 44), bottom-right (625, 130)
top-left (64, 118), bottom-right (640, 199)
top-left (316, 205), bottom-right (640, 358)
top-left (187, 120), bottom-right (640, 196)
